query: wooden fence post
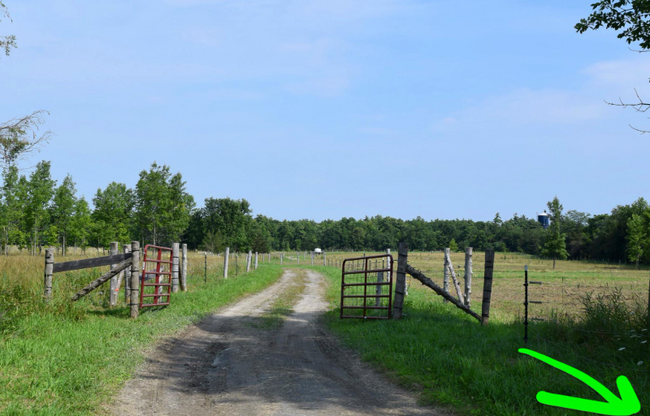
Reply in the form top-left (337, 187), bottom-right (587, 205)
top-left (172, 243), bottom-right (180, 293)
top-left (255, 252), bottom-right (258, 270)
top-left (130, 241), bottom-right (140, 319)
top-left (44, 248), bottom-right (54, 301)
top-left (464, 247), bottom-right (473, 308)
top-left (280, 253), bottom-right (283, 265)
top-left (443, 248), bottom-right (450, 302)
top-left (109, 242), bottom-right (119, 307)
top-left (323, 251), bottom-right (326, 266)
top-left (181, 243), bottom-right (188, 291)
top-left (311, 251), bottom-right (314, 265)
top-left (223, 247), bottom-right (229, 278)
top-left (392, 242), bottom-right (409, 320)
top-left (246, 250), bottom-right (252, 272)
top-left (123, 245), bottom-right (131, 303)
top-left (481, 249), bottom-right (495, 325)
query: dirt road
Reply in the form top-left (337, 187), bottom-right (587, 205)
top-left (112, 269), bottom-right (448, 416)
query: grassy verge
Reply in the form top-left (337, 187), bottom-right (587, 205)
top-left (0, 264), bottom-right (284, 415)
top-left (314, 265), bottom-right (650, 416)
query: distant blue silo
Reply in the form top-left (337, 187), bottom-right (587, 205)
top-left (538, 211), bottom-right (550, 229)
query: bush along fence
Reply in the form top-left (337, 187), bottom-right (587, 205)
top-left (43, 241), bottom-right (190, 319)
top-left (392, 242), bottom-right (495, 325)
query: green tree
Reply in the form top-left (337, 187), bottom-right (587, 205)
top-left (134, 162), bottom-right (194, 246)
top-left (542, 196), bottom-right (569, 269)
top-left (199, 197), bottom-right (253, 251)
top-left (449, 238), bottom-right (459, 252)
top-left (50, 174), bottom-right (77, 255)
top-left (69, 196), bottom-right (92, 252)
top-left (576, 1), bottom-right (650, 131)
top-left (24, 161), bottom-right (55, 254)
top-left (0, 165), bottom-right (26, 254)
top-left (92, 182), bottom-right (133, 248)
top-left (626, 213), bottom-right (646, 269)
top-left (576, 0), bottom-right (650, 49)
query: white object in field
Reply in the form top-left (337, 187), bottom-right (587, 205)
top-left (314, 248), bottom-right (322, 254)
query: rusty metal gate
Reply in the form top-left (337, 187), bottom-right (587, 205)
top-left (139, 244), bottom-right (173, 308)
top-left (340, 254), bottom-right (394, 319)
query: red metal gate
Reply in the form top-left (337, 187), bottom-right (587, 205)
top-left (340, 254), bottom-right (394, 319)
top-left (140, 244), bottom-right (173, 308)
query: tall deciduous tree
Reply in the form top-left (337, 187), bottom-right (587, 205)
top-left (0, 165), bottom-right (26, 254)
top-left (542, 196), bottom-right (569, 269)
top-left (69, 196), bottom-right (92, 252)
top-left (92, 182), bottom-right (133, 248)
top-left (200, 197), bottom-right (252, 251)
top-left (24, 161), bottom-right (55, 254)
top-left (134, 162), bottom-right (194, 246)
top-left (50, 174), bottom-right (76, 255)
top-left (626, 213), bottom-right (646, 269)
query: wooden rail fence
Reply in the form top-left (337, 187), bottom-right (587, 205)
top-left (392, 243), bottom-right (495, 325)
top-left (44, 240), bottom-right (188, 319)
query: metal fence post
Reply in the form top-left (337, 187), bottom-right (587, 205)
top-left (130, 241), bottom-right (140, 319)
top-left (124, 244), bottom-right (132, 303)
top-left (172, 243), bottom-right (180, 293)
top-left (181, 243), bottom-right (188, 291)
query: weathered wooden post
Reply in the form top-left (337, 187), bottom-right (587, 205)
top-left (481, 249), bottom-right (495, 325)
top-left (311, 251), bottom-right (314, 265)
top-left (204, 252), bottom-right (207, 283)
top-left (109, 242), bottom-right (119, 307)
top-left (130, 241), bottom-right (140, 319)
top-left (392, 242), bottom-right (409, 320)
top-left (323, 251), bottom-right (326, 266)
top-left (464, 247), bottom-right (473, 308)
top-left (443, 248), bottom-right (450, 302)
top-left (255, 252), bottom-right (258, 270)
top-left (44, 248), bottom-right (54, 301)
top-left (123, 244), bottom-right (132, 303)
top-left (172, 243), bottom-right (180, 293)
top-left (223, 247), bottom-right (229, 278)
top-left (181, 243), bottom-right (188, 291)
top-left (246, 250), bottom-right (252, 272)
top-left (280, 253), bottom-right (283, 265)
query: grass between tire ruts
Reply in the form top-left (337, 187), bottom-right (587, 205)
top-left (0, 264), bottom-right (284, 415)
top-left (308, 265), bottom-right (650, 416)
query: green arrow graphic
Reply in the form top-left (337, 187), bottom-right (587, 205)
top-left (518, 348), bottom-right (641, 415)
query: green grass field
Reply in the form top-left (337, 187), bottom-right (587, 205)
top-left (291, 250), bottom-right (650, 416)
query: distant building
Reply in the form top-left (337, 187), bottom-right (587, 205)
top-left (537, 211), bottom-right (550, 229)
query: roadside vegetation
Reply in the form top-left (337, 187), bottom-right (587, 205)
top-left (0, 263), bottom-right (283, 415)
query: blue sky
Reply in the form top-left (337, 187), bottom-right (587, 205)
top-left (1, 0), bottom-right (649, 222)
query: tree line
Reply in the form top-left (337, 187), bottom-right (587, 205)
top-left (1, 161), bottom-right (648, 266)
top-left (0, 161), bottom-right (194, 255)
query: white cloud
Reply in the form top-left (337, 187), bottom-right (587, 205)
top-left (436, 88), bottom-right (608, 131)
